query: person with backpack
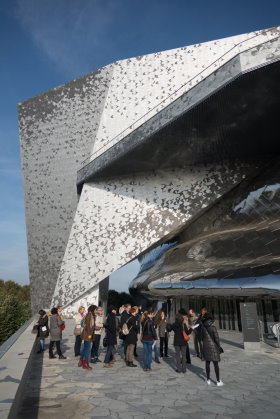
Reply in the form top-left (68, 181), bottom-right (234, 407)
top-left (125, 306), bottom-right (139, 367)
top-left (141, 310), bottom-right (157, 371)
top-left (119, 304), bottom-right (131, 360)
top-left (201, 312), bottom-right (224, 386)
top-left (103, 305), bottom-right (118, 368)
top-left (35, 309), bottom-right (49, 353)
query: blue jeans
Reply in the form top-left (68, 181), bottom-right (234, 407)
top-left (104, 344), bottom-right (114, 363)
top-left (153, 341), bottom-right (160, 362)
top-left (39, 338), bottom-right (45, 351)
top-left (142, 341), bottom-right (153, 369)
top-left (80, 340), bottom-right (92, 361)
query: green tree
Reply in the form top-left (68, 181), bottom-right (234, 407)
top-left (107, 290), bottom-right (136, 309)
top-left (0, 280), bottom-right (32, 345)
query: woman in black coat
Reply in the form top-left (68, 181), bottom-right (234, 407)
top-left (167, 313), bottom-right (192, 373)
top-left (201, 313), bottom-right (224, 386)
top-left (125, 306), bottom-right (139, 367)
top-left (103, 305), bottom-right (117, 367)
top-left (36, 309), bottom-right (49, 353)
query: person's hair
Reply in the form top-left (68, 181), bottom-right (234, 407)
top-left (203, 312), bottom-right (213, 321)
top-left (140, 310), bottom-right (148, 323)
top-left (175, 313), bottom-right (184, 323)
top-left (108, 305), bottom-right (117, 312)
top-left (88, 305), bottom-right (97, 313)
top-left (155, 310), bottom-right (164, 325)
top-left (38, 309), bottom-right (46, 316)
top-left (146, 309), bottom-right (154, 316)
top-left (178, 308), bottom-right (187, 316)
top-left (130, 306), bottom-right (138, 314)
top-left (97, 306), bottom-right (103, 311)
top-left (200, 307), bottom-right (208, 314)
top-left (57, 305), bottom-right (62, 309)
top-left (124, 304), bottom-right (131, 308)
top-left (78, 306), bottom-right (85, 313)
top-left (51, 307), bottom-right (58, 315)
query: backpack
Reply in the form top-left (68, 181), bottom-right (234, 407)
top-left (122, 316), bottom-right (133, 335)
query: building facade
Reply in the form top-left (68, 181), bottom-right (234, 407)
top-left (19, 27), bottom-right (280, 325)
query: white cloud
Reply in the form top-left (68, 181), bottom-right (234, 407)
top-left (14, 0), bottom-right (117, 77)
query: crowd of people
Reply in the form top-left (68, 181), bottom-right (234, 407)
top-left (34, 303), bottom-right (224, 386)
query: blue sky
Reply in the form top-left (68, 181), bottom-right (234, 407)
top-left (0, 0), bottom-right (279, 291)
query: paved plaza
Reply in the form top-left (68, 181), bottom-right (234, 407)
top-left (17, 319), bottom-right (280, 419)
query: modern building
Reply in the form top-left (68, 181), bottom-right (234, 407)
top-left (19, 27), bottom-right (280, 332)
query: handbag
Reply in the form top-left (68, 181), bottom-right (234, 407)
top-left (182, 326), bottom-right (190, 342)
top-left (73, 326), bottom-right (82, 336)
top-left (103, 337), bottom-right (108, 347)
top-left (58, 324), bottom-right (65, 331)
top-left (31, 324), bottom-right (38, 334)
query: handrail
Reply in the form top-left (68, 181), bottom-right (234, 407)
top-left (0, 316), bottom-right (35, 359)
top-left (79, 28), bottom-right (279, 170)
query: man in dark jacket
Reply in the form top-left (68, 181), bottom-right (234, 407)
top-left (104, 306), bottom-right (117, 368)
top-left (119, 304), bottom-right (131, 360)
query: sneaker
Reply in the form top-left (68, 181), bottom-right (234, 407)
top-left (96, 358), bottom-right (102, 363)
top-left (206, 379), bottom-right (211, 385)
top-left (59, 355), bottom-right (66, 359)
top-left (49, 355), bottom-right (57, 359)
top-left (217, 380), bottom-right (224, 387)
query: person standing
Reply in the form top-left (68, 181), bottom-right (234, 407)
top-left (119, 304), bottom-right (131, 360)
top-left (57, 305), bottom-right (64, 320)
top-left (167, 313), bottom-right (192, 373)
top-left (201, 313), bottom-right (224, 386)
top-left (178, 308), bottom-right (192, 364)
top-left (91, 306), bottom-right (104, 363)
top-left (125, 306), bottom-right (139, 367)
top-left (36, 309), bottom-right (49, 353)
top-left (103, 305), bottom-right (118, 368)
top-left (155, 310), bottom-right (169, 358)
top-left (73, 306), bottom-right (85, 357)
top-left (49, 307), bottom-right (66, 359)
top-left (188, 308), bottom-right (203, 359)
top-left (141, 310), bottom-right (157, 371)
top-left (79, 305), bottom-right (96, 370)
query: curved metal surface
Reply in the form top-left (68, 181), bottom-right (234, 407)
top-left (129, 160), bottom-right (280, 299)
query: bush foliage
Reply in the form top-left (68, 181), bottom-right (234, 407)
top-left (0, 280), bottom-right (32, 345)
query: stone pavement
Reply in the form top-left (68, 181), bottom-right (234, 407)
top-left (17, 320), bottom-right (280, 419)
